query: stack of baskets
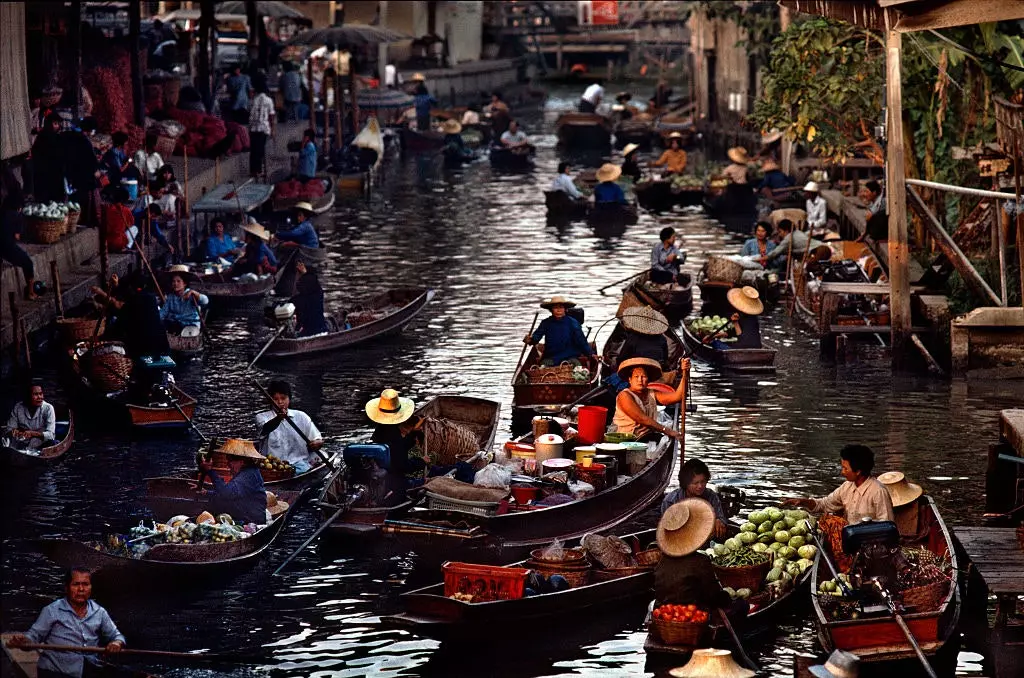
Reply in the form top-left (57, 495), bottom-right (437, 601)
top-left (82, 341), bottom-right (133, 393)
top-left (526, 547), bottom-right (592, 588)
top-left (26, 215), bottom-right (68, 244)
top-left (57, 316), bottom-right (105, 346)
top-left (712, 555), bottom-right (773, 593)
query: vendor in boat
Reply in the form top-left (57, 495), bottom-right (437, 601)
top-left (723, 147), bottom-right (751, 185)
top-left (593, 164), bottom-right (627, 205)
top-left (765, 219), bottom-right (823, 270)
top-left (709, 286), bottom-right (765, 351)
top-left (857, 179), bottom-right (888, 243)
top-left (651, 226), bottom-right (683, 284)
top-left (740, 222), bottom-right (777, 268)
top-left (292, 261), bottom-right (328, 337)
top-left (755, 154), bottom-right (795, 196)
top-left (297, 128), bottom-right (318, 182)
top-left (441, 119), bottom-right (472, 158)
top-left (653, 498), bottom-right (749, 620)
top-left (158, 265), bottom-right (208, 334)
top-left (661, 459), bottom-right (730, 540)
top-left (617, 306), bottom-right (669, 367)
top-left (579, 82), bottom-right (604, 113)
top-left (611, 357), bottom-right (689, 442)
top-left (366, 388), bottom-right (426, 500)
top-left (550, 162), bottom-right (585, 201)
top-left (878, 471), bottom-right (925, 538)
top-left (499, 120), bottom-right (531, 153)
top-left (621, 143), bottom-right (643, 182)
top-left (651, 133), bottom-right (687, 175)
top-left (274, 203), bottom-right (319, 249)
top-left (3, 383), bottom-right (55, 452)
top-left (486, 92), bottom-right (511, 135)
top-left (524, 295), bottom-right (595, 367)
top-left (7, 567), bottom-right (125, 677)
top-left (204, 217), bottom-right (243, 262)
top-left (198, 438), bottom-right (270, 525)
top-left (255, 379), bottom-right (324, 474)
top-left (613, 92), bottom-right (637, 119)
top-left (783, 444), bottom-right (895, 524)
top-left (232, 223), bottom-right (278, 277)
top-left (413, 81), bottom-right (437, 133)
top-left (805, 181), bottom-right (828, 236)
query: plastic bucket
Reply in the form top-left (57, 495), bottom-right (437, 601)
top-left (592, 454), bottom-right (618, 487)
top-left (542, 458), bottom-right (575, 475)
top-left (577, 406), bottom-right (608, 445)
top-left (574, 445), bottom-right (597, 464)
top-left (510, 484), bottom-right (540, 504)
top-left (534, 434), bottom-right (564, 466)
top-left (122, 179), bottom-right (138, 200)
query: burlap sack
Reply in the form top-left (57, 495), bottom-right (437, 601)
top-left (424, 476), bottom-right (509, 503)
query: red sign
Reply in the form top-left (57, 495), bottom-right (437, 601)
top-left (592, 0), bottom-right (619, 25)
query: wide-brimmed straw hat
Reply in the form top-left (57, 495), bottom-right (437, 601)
top-left (409, 72), bottom-right (427, 82)
top-left (216, 438), bottom-right (264, 461)
top-left (365, 388), bottom-right (415, 425)
top-left (804, 181), bottom-right (820, 192)
top-left (657, 498), bottom-right (716, 558)
top-left (622, 306), bottom-right (669, 336)
top-left (727, 286), bottom-right (764, 316)
top-left (441, 119), bottom-right (462, 134)
top-left (622, 143), bottom-right (640, 157)
top-left (160, 264), bottom-right (200, 287)
top-left (293, 201), bottom-right (315, 215)
top-left (243, 223), bottom-right (271, 242)
top-left (668, 131), bottom-right (684, 140)
top-left (540, 295), bottom-right (576, 310)
top-left (617, 357), bottom-right (663, 382)
top-left (809, 650), bottom-right (861, 678)
top-left (670, 649), bottom-right (756, 678)
top-left (266, 490), bottom-right (290, 517)
top-left (878, 471), bottom-right (923, 508)
top-left (596, 163), bottom-right (622, 183)
top-left (727, 147), bottom-right (750, 164)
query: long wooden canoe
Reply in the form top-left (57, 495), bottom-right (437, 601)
top-left (262, 288), bottom-right (436, 359)
top-left (2, 407), bottom-right (75, 468)
top-left (319, 396), bottom-right (502, 542)
top-left (811, 496), bottom-right (961, 665)
top-left (124, 384), bottom-right (198, 431)
top-left (634, 179), bottom-right (676, 212)
top-left (622, 272), bottom-right (694, 321)
top-left (555, 112), bottom-right (613, 149)
top-left (400, 127), bottom-right (445, 154)
top-left (489, 145), bottom-right (535, 171)
top-left (680, 321), bottom-right (777, 374)
top-left (587, 202), bottom-right (639, 227)
top-left (511, 343), bottom-right (600, 426)
top-left (2, 633), bottom-right (160, 678)
top-left (544, 190), bottom-right (590, 221)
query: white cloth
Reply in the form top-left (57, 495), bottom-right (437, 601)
top-left (156, 193), bottom-right (177, 218)
top-left (501, 130), bottom-right (528, 146)
top-left (811, 477), bottom-right (895, 525)
top-left (550, 173), bottom-right (582, 199)
top-left (806, 195), bottom-right (827, 230)
top-left (582, 84), bottom-right (605, 105)
top-left (4, 401), bottom-right (56, 451)
top-left (249, 93), bottom-right (275, 135)
top-left (133, 151), bottom-right (164, 181)
top-left (255, 408), bottom-right (321, 467)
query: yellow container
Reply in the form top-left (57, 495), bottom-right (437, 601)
top-left (575, 445), bottom-right (597, 465)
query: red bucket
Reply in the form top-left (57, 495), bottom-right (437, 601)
top-left (510, 484), bottom-right (540, 504)
top-left (577, 406), bottom-right (608, 445)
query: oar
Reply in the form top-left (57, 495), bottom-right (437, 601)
top-left (598, 268), bottom-right (648, 294)
top-left (132, 233), bottom-right (166, 304)
top-left (557, 382), bottom-right (612, 413)
top-left (513, 311), bottom-right (540, 385)
top-left (867, 578), bottom-right (939, 678)
top-left (7, 642), bottom-right (262, 664)
top-left (250, 378), bottom-right (335, 472)
top-left (248, 325), bottom-right (287, 369)
top-left (272, 505), bottom-right (348, 577)
top-left (715, 608), bottom-right (760, 673)
top-left (170, 398), bottom-right (208, 444)
top-left (803, 519), bottom-right (854, 597)
top-left (699, 318), bottom-right (735, 346)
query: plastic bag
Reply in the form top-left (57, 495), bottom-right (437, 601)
top-left (541, 538), bottom-right (565, 561)
top-left (567, 480), bottom-right (595, 498)
top-left (473, 463), bottom-right (512, 490)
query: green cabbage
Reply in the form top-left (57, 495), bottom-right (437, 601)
top-left (775, 530), bottom-right (791, 544)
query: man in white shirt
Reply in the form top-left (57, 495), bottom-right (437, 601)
top-left (579, 83), bottom-right (604, 113)
top-left (500, 120), bottom-right (530, 150)
top-left (248, 79), bottom-right (276, 178)
top-left (550, 162), bottom-right (583, 199)
top-left (804, 181), bottom-right (827, 235)
top-left (255, 380), bottom-right (324, 474)
top-left (784, 444), bottom-right (895, 525)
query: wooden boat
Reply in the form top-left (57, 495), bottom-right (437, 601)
top-left (400, 127), bottom-right (445, 154)
top-left (587, 202), bottom-right (638, 227)
top-left (622, 272), bottom-right (695, 320)
top-left (336, 172), bottom-right (366, 192)
top-left (634, 179), bottom-right (676, 212)
top-left (270, 174), bottom-right (336, 214)
top-left (377, 396), bottom-right (681, 567)
top-left (318, 395), bottom-right (502, 542)
top-left (262, 287), bottom-right (436, 359)
top-left (192, 269), bottom-right (278, 309)
top-left (544, 190), bottom-right (589, 221)
top-left (614, 118), bottom-right (654, 149)
top-left (511, 343), bottom-right (600, 424)
top-left (2, 633), bottom-right (160, 678)
top-left (380, 527), bottom-right (659, 638)
top-left (601, 318), bottom-right (687, 380)
top-left (35, 490), bottom-right (300, 584)
top-left (555, 112), bottom-right (613, 149)
top-left (811, 496), bottom-right (961, 665)
top-left (2, 407), bottom-right (74, 468)
top-left (165, 311), bottom-right (207, 359)
top-left (680, 321), bottom-right (777, 374)
top-left (489, 145), bottom-right (535, 171)
top-left (124, 384), bottom-right (198, 430)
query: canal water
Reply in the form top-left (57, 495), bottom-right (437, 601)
top-left (3, 89), bottom-right (1023, 678)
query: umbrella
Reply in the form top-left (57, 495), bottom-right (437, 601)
top-left (357, 89), bottom-right (413, 111)
top-left (215, 1), bottom-right (308, 19)
top-left (284, 24), bottom-right (410, 48)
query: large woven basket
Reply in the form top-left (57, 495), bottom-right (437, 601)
top-left (592, 565), bottom-right (654, 582)
top-left (58, 317), bottom-right (105, 345)
top-left (27, 217), bottom-right (67, 244)
top-left (651, 617), bottom-right (709, 646)
top-left (66, 210), bottom-right (81, 233)
top-left (526, 363), bottom-right (577, 384)
top-left (528, 562), bottom-right (591, 588)
top-left (421, 417), bottom-right (480, 467)
top-left (901, 578), bottom-right (950, 611)
top-left (713, 557), bottom-right (773, 593)
top-left (153, 133), bottom-right (178, 157)
top-left (84, 342), bottom-right (133, 392)
top-left (704, 256), bottom-right (745, 284)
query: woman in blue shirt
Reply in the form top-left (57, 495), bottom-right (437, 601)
top-left (101, 131), bottom-right (132, 186)
top-left (297, 128), bottom-right (318, 181)
top-left (204, 217), bottom-right (243, 262)
top-left (593, 163), bottom-right (627, 204)
top-left (198, 438), bottom-right (269, 525)
top-left (159, 266), bottom-right (208, 333)
top-left (233, 223), bottom-right (278, 277)
top-left (274, 203), bottom-right (319, 248)
top-left (740, 221), bottom-right (776, 267)
top-left (523, 295), bottom-right (595, 366)
top-left (413, 81), bottom-right (436, 132)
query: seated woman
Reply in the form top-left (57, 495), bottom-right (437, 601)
top-left (292, 261), bottom-right (328, 337)
top-left (232, 224), bottom-right (278, 277)
top-left (366, 388), bottom-right (427, 501)
top-left (740, 222), bottom-right (776, 268)
top-left (274, 204), bottom-right (319, 249)
top-left (621, 143), bottom-right (643, 182)
top-left (159, 265), bottom-right (208, 334)
top-left (198, 439), bottom-right (269, 525)
top-left (612, 357), bottom-right (689, 442)
top-left (661, 459), bottom-right (729, 540)
top-left (654, 498), bottom-right (749, 622)
top-left (442, 119), bottom-right (472, 158)
top-left (593, 164), bottom-right (627, 205)
top-left (204, 217), bottom-right (243, 262)
top-left (652, 133), bottom-right (687, 175)
top-left (3, 383), bottom-right (55, 452)
top-left (879, 471), bottom-right (926, 540)
top-left (710, 287), bottom-right (764, 350)
top-left (524, 295), bottom-right (595, 367)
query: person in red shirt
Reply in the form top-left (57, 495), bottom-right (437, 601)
top-left (101, 187), bottom-right (135, 252)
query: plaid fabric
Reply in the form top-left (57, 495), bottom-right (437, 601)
top-left (248, 93), bottom-right (275, 135)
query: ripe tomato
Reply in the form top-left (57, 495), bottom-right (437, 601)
top-left (685, 604), bottom-right (697, 612)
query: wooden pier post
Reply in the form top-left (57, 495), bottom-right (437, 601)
top-left (50, 261), bottom-right (65, 319)
top-left (885, 28), bottom-right (911, 371)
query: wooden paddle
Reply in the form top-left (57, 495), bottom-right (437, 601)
top-left (272, 505), bottom-right (348, 577)
top-left (866, 578), bottom-right (939, 678)
top-left (715, 607), bottom-right (760, 673)
top-left (248, 325), bottom-right (287, 369)
top-left (249, 378), bottom-right (335, 472)
top-left (8, 641), bottom-right (262, 664)
top-left (513, 311), bottom-right (540, 385)
top-left (598, 268), bottom-right (649, 294)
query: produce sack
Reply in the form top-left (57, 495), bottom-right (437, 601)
top-left (582, 533), bottom-right (635, 569)
top-left (473, 463), bottom-right (511, 490)
top-left (421, 417), bottom-right (480, 467)
top-left (424, 476), bottom-right (508, 503)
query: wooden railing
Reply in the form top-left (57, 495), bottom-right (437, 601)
top-left (994, 96), bottom-right (1024, 158)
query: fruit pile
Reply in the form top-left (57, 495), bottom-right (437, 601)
top-left (652, 604), bottom-right (709, 624)
top-left (670, 174), bottom-right (703, 189)
top-left (895, 547), bottom-right (951, 591)
top-left (260, 455), bottom-right (294, 474)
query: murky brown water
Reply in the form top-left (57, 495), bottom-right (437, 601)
top-left (2, 89), bottom-right (1022, 678)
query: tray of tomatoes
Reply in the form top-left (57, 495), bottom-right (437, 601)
top-left (650, 604), bottom-right (711, 646)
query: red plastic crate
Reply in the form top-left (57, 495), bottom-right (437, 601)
top-left (442, 561), bottom-right (531, 602)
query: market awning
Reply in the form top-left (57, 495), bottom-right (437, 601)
top-left (357, 89), bottom-right (414, 111)
top-left (0, 2), bottom-right (31, 160)
top-left (215, 1), bottom-right (308, 21)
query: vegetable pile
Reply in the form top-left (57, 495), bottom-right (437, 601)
top-left (98, 511), bottom-right (261, 559)
top-left (23, 202), bottom-right (70, 220)
top-left (653, 604), bottom-right (709, 624)
top-left (670, 174), bottom-right (703, 189)
top-left (688, 315), bottom-right (730, 340)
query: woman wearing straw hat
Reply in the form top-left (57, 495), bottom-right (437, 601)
top-left (621, 143), bottom-right (643, 182)
top-left (413, 80), bottom-right (436, 133)
top-left (441, 119), bottom-right (472, 160)
top-left (158, 265), bottom-right (208, 334)
top-left (723, 147), bottom-right (750, 185)
top-left (274, 203), bottom-right (319, 249)
top-left (199, 439), bottom-right (270, 525)
top-left (652, 132), bottom-right (687, 175)
top-left (593, 164), bottom-right (627, 205)
top-left (367, 389), bottom-right (426, 499)
top-left (232, 222), bottom-right (278, 277)
top-left (654, 498), bottom-right (748, 618)
top-left (611, 356), bottom-right (690, 441)
top-left (525, 296), bottom-right (595, 367)
top-left (617, 306), bottom-right (669, 367)
top-left (878, 471), bottom-right (924, 538)
top-left (709, 286), bottom-right (765, 350)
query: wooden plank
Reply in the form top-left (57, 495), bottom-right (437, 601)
top-left (1000, 410), bottom-right (1024, 455)
top-left (829, 325), bottom-right (931, 334)
top-left (895, 0), bottom-right (1024, 33)
top-left (819, 282), bottom-right (930, 294)
top-left (886, 28), bottom-right (911, 369)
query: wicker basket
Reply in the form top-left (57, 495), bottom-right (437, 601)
top-left (57, 317), bottom-right (106, 345)
top-left (526, 363), bottom-right (577, 384)
top-left (713, 557), bottom-right (773, 593)
top-left (84, 342), bottom-right (133, 393)
top-left (530, 547), bottom-right (588, 564)
top-left (592, 566), bottom-right (654, 582)
top-left (651, 617), bottom-right (709, 646)
top-left (704, 256), bottom-right (745, 284)
top-left (27, 217), bottom-right (67, 244)
top-left (153, 133), bottom-right (178, 157)
top-left (66, 210), bottom-right (81, 233)
top-left (901, 578), bottom-right (950, 612)
top-left (528, 562), bottom-right (591, 588)
top-left (635, 548), bottom-right (662, 567)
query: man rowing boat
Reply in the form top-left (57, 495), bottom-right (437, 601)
top-left (8, 568), bottom-right (125, 677)
top-left (255, 380), bottom-right (324, 473)
top-left (199, 438), bottom-right (270, 525)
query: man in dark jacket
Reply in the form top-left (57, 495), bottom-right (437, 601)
top-left (30, 113), bottom-right (66, 203)
top-left (61, 117), bottom-right (101, 227)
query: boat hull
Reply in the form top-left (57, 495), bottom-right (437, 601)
top-left (1, 408), bottom-right (74, 467)
top-left (680, 323), bottom-right (777, 374)
top-left (556, 113), bottom-right (613, 150)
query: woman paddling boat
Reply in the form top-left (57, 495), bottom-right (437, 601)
top-left (611, 357), bottom-right (689, 442)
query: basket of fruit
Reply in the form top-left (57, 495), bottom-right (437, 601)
top-left (258, 454), bottom-right (296, 481)
top-left (650, 604), bottom-right (710, 646)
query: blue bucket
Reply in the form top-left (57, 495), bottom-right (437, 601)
top-left (122, 179), bottom-right (138, 200)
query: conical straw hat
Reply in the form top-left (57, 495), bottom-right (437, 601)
top-left (442, 119), bottom-right (462, 134)
top-left (622, 306), bottom-right (669, 335)
top-left (727, 147), bottom-right (750, 164)
top-left (669, 649), bottom-right (755, 678)
top-left (266, 491), bottom-right (290, 517)
top-left (878, 471), bottom-right (923, 507)
top-left (216, 438), bottom-right (264, 460)
top-left (540, 295), bottom-right (576, 309)
top-left (617, 357), bottom-right (663, 382)
top-left (727, 286), bottom-right (764, 316)
top-left (596, 163), bottom-right (622, 183)
top-left (243, 223), bottom-right (271, 242)
top-left (656, 498), bottom-right (715, 557)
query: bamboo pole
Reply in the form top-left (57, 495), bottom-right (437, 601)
top-left (184, 146), bottom-right (191, 258)
top-left (885, 28), bottom-right (911, 370)
top-left (334, 54), bottom-right (343, 151)
top-left (308, 57), bottom-right (317, 148)
top-left (98, 213), bottom-right (109, 287)
top-left (9, 292), bottom-right (21, 367)
top-left (50, 261), bottom-right (65, 319)
top-left (20, 318), bottom-right (31, 369)
top-left (1015, 138), bottom-right (1024, 304)
top-left (996, 199), bottom-right (1008, 305)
